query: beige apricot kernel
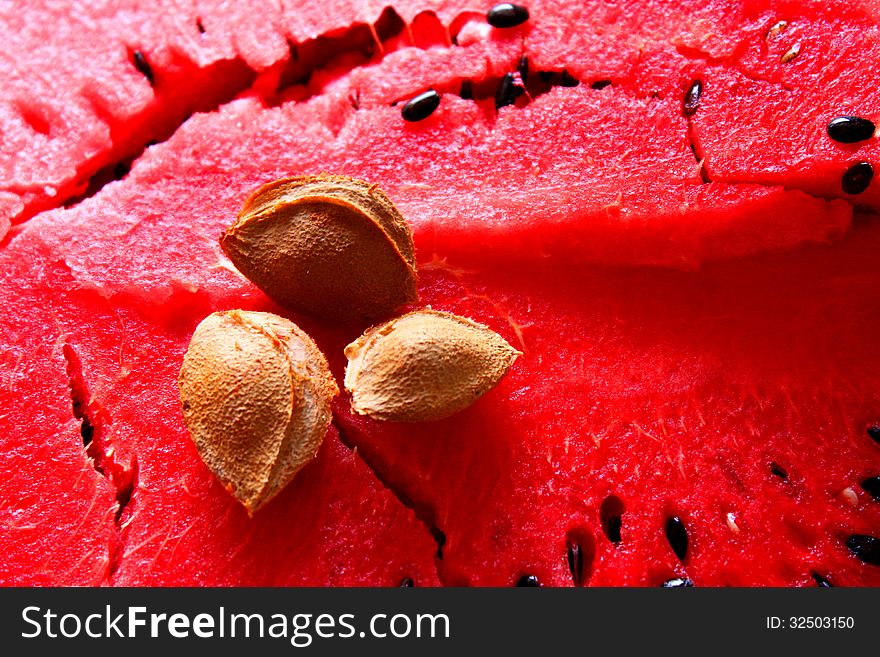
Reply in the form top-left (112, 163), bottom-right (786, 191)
top-left (220, 174), bottom-right (418, 322)
top-left (344, 309), bottom-right (521, 422)
top-left (178, 310), bottom-right (338, 515)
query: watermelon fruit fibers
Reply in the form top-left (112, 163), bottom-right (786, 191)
top-left (2, 0), bottom-right (880, 586)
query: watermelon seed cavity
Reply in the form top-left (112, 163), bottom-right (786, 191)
top-left (566, 528), bottom-right (596, 586)
top-left (769, 461), bottom-right (788, 480)
top-left (861, 476), bottom-right (880, 501)
top-left (495, 72), bottom-right (525, 109)
top-left (399, 577), bottom-right (415, 587)
top-left (811, 573), bottom-right (833, 587)
top-left (868, 425), bottom-right (880, 445)
top-left (517, 55), bottom-right (529, 84)
top-left (665, 516), bottom-right (689, 561)
top-left (131, 50), bottom-right (154, 85)
top-left (846, 535), bottom-right (880, 566)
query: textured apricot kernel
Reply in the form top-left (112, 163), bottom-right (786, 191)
top-left (178, 310), bottom-right (338, 515)
top-left (220, 174), bottom-right (418, 322)
top-left (344, 309), bottom-right (521, 422)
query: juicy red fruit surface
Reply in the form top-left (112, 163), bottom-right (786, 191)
top-left (0, 252), bottom-right (440, 586)
top-left (337, 222), bottom-right (880, 586)
top-left (3, 0), bottom-right (880, 587)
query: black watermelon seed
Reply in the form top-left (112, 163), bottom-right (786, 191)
top-left (487, 3), bottom-right (529, 28)
top-left (132, 50), bottom-right (154, 85)
top-left (846, 534), bottom-right (880, 566)
top-left (660, 578), bottom-right (694, 588)
top-left (516, 574), bottom-right (540, 587)
top-left (867, 425), bottom-right (880, 444)
top-left (769, 461), bottom-right (789, 480)
top-left (683, 80), bottom-right (703, 117)
top-left (827, 116), bottom-right (876, 144)
top-left (861, 476), bottom-right (880, 501)
top-left (591, 79), bottom-right (612, 90)
top-left (841, 161), bottom-right (874, 195)
top-left (665, 516), bottom-right (689, 561)
top-left (399, 577), bottom-right (414, 587)
top-left (401, 90), bottom-right (441, 122)
top-left (495, 72), bottom-right (524, 109)
top-left (811, 573), bottom-right (833, 587)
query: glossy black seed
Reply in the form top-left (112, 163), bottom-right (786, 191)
top-left (867, 425), bottom-right (880, 444)
top-left (132, 50), bottom-right (154, 85)
top-left (567, 541), bottom-right (584, 587)
top-left (660, 578), bottom-right (694, 588)
top-left (811, 573), bottom-right (833, 587)
top-left (487, 3), bottom-right (529, 28)
top-left (846, 534), bottom-right (880, 566)
top-left (683, 80), bottom-right (702, 117)
top-left (402, 90), bottom-right (441, 122)
top-left (495, 72), bottom-right (524, 109)
top-left (827, 116), bottom-right (876, 144)
top-left (770, 461), bottom-right (789, 480)
top-left (842, 161), bottom-right (874, 195)
top-left (516, 574), bottom-right (540, 587)
top-left (861, 476), bottom-right (880, 501)
top-left (399, 577), bottom-right (415, 587)
top-left (665, 516), bottom-right (689, 561)
top-left (591, 79), bottom-right (612, 90)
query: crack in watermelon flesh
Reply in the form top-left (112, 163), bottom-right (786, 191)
top-left (0, 252), bottom-right (440, 586)
top-left (5, 0), bottom-right (880, 233)
top-left (2, 0), bottom-right (880, 585)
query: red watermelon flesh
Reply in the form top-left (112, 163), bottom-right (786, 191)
top-left (0, 258), bottom-right (118, 585)
top-left (0, 0), bottom-right (507, 227)
top-left (4, 0), bottom-right (880, 587)
top-left (334, 223), bottom-right (880, 586)
top-left (23, 79), bottom-right (851, 309)
top-left (0, 242), bottom-right (440, 586)
top-left (6, 0), bottom-right (880, 230)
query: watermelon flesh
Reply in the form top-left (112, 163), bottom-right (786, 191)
top-left (0, 248), bottom-right (439, 586)
top-left (335, 227), bottom-right (880, 586)
top-left (2, 0), bottom-right (880, 585)
top-left (4, 0), bottom-right (880, 232)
